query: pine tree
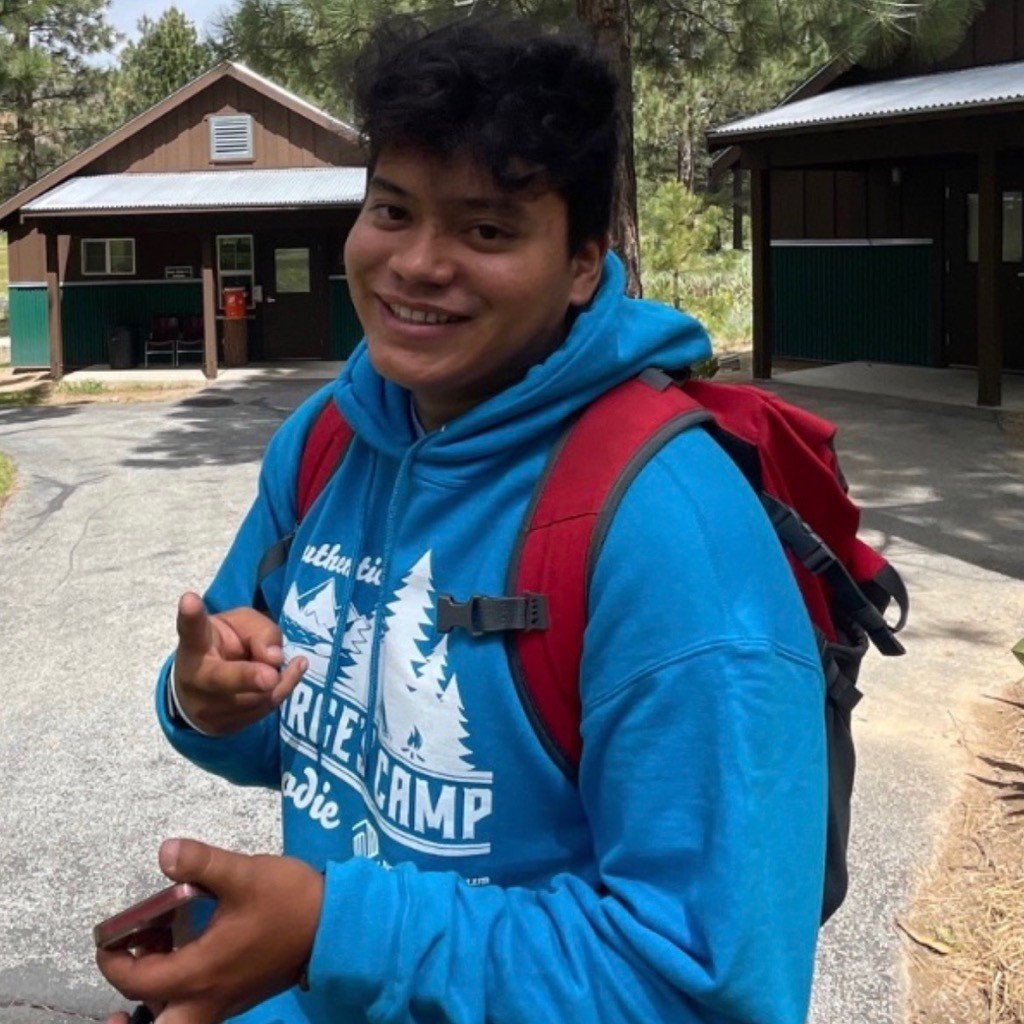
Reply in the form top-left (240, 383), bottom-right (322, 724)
top-left (0, 0), bottom-right (117, 199)
top-left (114, 7), bottom-right (215, 122)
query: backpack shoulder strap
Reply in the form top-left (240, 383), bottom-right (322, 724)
top-left (255, 397), bottom-right (354, 606)
top-left (297, 397), bottom-right (355, 520)
top-left (506, 369), bottom-right (711, 778)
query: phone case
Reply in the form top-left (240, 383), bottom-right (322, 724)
top-left (94, 882), bottom-right (215, 950)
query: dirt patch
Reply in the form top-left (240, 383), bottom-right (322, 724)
top-left (0, 371), bottom-right (203, 407)
top-left (902, 674), bottom-right (1024, 1024)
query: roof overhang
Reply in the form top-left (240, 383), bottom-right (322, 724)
top-left (708, 58), bottom-right (1024, 149)
top-left (0, 61), bottom-right (362, 225)
top-left (20, 168), bottom-right (367, 218)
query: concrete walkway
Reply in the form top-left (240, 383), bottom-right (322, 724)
top-left (0, 370), bottom-right (1021, 1023)
top-left (772, 360), bottom-right (1024, 416)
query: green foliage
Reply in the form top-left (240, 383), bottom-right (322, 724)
top-left (0, 0), bottom-right (118, 200)
top-left (640, 179), bottom-right (750, 346)
top-left (113, 7), bottom-right (215, 122)
top-left (0, 451), bottom-right (15, 510)
top-left (57, 380), bottom-right (106, 394)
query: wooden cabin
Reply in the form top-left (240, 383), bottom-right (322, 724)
top-left (0, 62), bottom-right (367, 378)
top-left (708, 0), bottom-right (1024, 406)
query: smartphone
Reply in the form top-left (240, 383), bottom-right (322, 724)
top-left (94, 883), bottom-right (216, 952)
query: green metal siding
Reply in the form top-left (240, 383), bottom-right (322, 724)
top-left (329, 278), bottom-right (364, 360)
top-left (13, 280), bottom-right (361, 368)
top-left (62, 283), bottom-right (202, 367)
top-left (9, 287), bottom-right (49, 367)
top-left (772, 243), bottom-right (935, 366)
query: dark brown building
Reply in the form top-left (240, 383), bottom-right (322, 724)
top-left (0, 62), bottom-right (368, 378)
top-left (708, 0), bottom-right (1024, 406)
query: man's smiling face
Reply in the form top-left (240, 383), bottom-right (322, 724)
top-left (343, 146), bottom-right (606, 429)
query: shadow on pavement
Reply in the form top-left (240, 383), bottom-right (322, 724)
top-left (767, 382), bottom-right (1024, 583)
top-left (123, 379), bottom-right (328, 471)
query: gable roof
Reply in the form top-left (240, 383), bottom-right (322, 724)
top-left (0, 62), bottom-right (361, 225)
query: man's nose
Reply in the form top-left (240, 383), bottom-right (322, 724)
top-left (387, 226), bottom-right (455, 285)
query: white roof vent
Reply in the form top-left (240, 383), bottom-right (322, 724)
top-left (210, 114), bottom-right (254, 162)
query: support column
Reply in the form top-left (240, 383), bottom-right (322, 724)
top-left (45, 230), bottom-right (63, 382)
top-left (201, 235), bottom-right (218, 381)
top-left (751, 165), bottom-right (772, 380)
top-left (977, 149), bottom-right (1003, 407)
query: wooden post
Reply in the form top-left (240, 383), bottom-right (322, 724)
top-left (201, 235), bottom-right (218, 381)
top-left (45, 230), bottom-right (63, 382)
top-left (751, 165), bottom-right (772, 380)
top-left (977, 149), bottom-right (1003, 407)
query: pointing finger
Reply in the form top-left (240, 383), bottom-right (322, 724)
top-left (175, 593), bottom-right (213, 656)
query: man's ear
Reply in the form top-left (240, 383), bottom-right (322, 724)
top-left (568, 234), bottom-right (610, 307)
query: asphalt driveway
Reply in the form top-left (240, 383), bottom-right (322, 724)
top-left (0, 376), bottom-right (1021, 1023)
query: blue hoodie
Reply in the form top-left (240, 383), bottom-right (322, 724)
top-left (157, 252), bottom-right (827, 1024)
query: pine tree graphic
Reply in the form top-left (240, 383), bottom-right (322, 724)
top-left (379, 552), bottom-right (478, 775)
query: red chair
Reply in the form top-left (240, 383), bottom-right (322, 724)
top-left (144, 316), bottom-right (181, 367)
top-left (177, 316), bottom-right (205, 364)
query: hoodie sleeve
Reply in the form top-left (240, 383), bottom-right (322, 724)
top-left (303, 428), bottom-right (828, 1024)
top-left (156, 384), bottom-right (337, 790)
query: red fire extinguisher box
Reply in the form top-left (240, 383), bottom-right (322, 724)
top-left (222, 286), bottom-right (247, 319)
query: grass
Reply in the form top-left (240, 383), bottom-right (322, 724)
top-left (0, 451), bottom-right (14, 512)
top-left (0, 376), bottom-right (204, 408)
top-left (642, 249), bottom-right (753, 354)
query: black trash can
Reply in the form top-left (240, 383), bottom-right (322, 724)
top-left (107, 326), bottom-right (134, 370)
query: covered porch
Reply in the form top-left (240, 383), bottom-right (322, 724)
top-left (12, 167), bottom-right (366, 380)
top-left (709, 59), bottom-right (1024, 407)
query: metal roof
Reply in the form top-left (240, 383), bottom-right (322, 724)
top-left (710, 59), bottom-right (1024, 141)
top-left (23, 167), bottom-right (367, 215)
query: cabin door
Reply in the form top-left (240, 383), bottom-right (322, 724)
top-left (943, 165), bottom-right (1024, 371)
top-left (259, 233), bottom-right (328, 360)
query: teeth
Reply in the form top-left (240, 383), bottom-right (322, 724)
top-left (388, 302), bottom-right (461, 325)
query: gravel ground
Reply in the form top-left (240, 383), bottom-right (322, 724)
top-left (0, 374), bottom-right (1021, 1024)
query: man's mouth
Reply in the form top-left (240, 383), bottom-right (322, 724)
top-left (378, 296), bottom-right (471, 327)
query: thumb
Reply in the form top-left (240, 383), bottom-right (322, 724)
top-left (175, 593), bottom-right (214, 656)
top-left (154, 1003), bottom-right (209, 1024)
top-left (159, 839), bottom-right (241, 899)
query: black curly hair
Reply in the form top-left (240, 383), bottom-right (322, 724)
top-left (351, 14), bottom-right (619, 256)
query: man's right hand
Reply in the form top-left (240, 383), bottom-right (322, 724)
top-left (172, 592), bottom-right (308, 736)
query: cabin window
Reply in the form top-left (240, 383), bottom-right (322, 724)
top-left (275, 248), bottom-right (311, 293)
top-left (210, 114), bottom-right (254, 162)
top-left (216, 234), bottom-right (254, 308)
top-left (966, 192), bottom-right (1023, 263)
top-left (82, 238), bottom-right (136, 276)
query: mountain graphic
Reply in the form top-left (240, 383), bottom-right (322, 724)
top-left (283, 578), bottom-right (339, 643)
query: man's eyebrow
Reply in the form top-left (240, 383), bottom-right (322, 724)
top-left (367, 175), bottom-right (527, 216)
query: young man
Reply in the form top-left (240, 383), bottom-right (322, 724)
top-left (99, 15), bottom-right (827, 1024)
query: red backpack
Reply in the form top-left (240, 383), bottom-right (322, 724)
top-left (258, 368), bottom-right (909, 923)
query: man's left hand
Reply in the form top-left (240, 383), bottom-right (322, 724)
top-left (97, 839), bottom-right (325, 1024)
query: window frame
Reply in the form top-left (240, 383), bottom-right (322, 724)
top-left (216, 234), bottom-right (255, 310)
top-left (81, 238), bottom-right (136, 277)
top-left (966, 191), bottom-right (1024, 264)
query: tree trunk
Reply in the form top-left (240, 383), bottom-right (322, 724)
top-left (732, 169), bottom-right (744, 251)
top-left (677, 132), bottom-right (694, 190)
top-left (576, 0), bottom-right (642, 297)
top-left (12, 21), bottom-right (37, 192)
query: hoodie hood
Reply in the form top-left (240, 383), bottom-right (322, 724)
top-left (333, 251), bottom-right (712, 467)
